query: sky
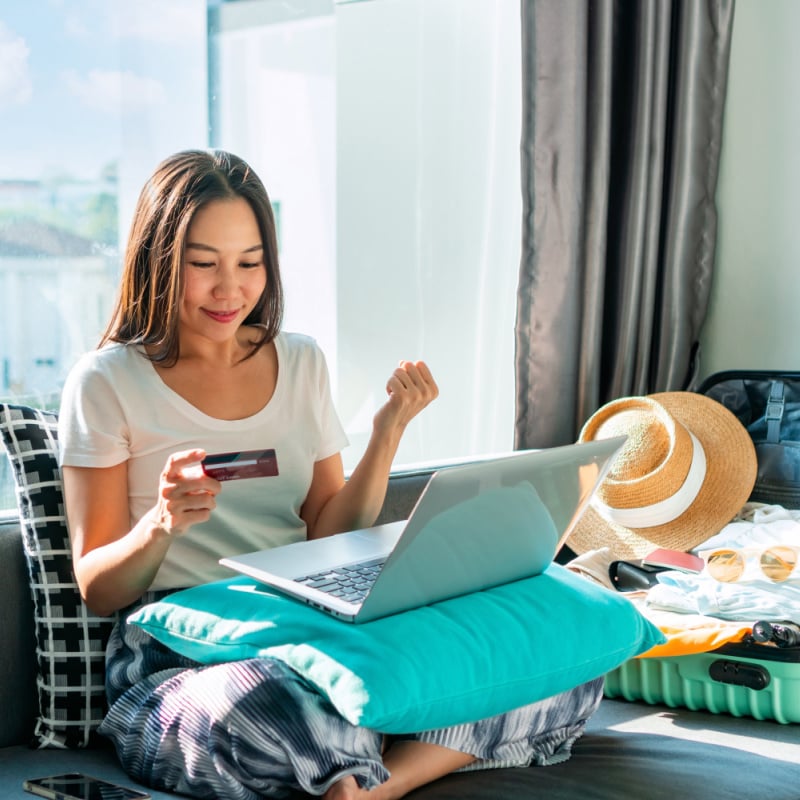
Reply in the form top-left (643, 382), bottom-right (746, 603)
top-left (0, 0), bottom-right (208, 181)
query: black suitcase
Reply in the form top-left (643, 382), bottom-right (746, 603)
top-left (697, 370), bottom-right (800, 508)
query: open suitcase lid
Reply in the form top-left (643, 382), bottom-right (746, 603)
top-left (698, 370), bottom-right (800, 508)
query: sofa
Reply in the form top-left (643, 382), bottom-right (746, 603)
top-left (2, 455), bottom-right (799, 799)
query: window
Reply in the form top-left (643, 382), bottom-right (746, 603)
top-left (0, 0), bottom-right (521, 513)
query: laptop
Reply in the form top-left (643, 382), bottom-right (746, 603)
top-left (220, 436), bottom-right (625, 623)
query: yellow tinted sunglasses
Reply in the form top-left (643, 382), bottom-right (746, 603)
top-left (699, 545), bottom-right (800, 583)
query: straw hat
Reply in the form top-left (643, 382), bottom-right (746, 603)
top-left (566, 392), bottom-right (757, 560)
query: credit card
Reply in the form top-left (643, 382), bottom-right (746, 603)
top-left (201, 449), bottom-right (279, 481)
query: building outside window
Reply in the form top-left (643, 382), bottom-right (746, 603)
top-left (0, 0), bottom-right (521, 513)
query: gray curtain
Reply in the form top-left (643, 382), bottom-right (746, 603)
top-left (514, 0), bottom-right (736, 449)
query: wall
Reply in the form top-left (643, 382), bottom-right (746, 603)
top-left (700, 0), bottom-right (800, 379)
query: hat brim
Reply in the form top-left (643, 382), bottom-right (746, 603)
top-left (566, 392), bottom-right (757, 560)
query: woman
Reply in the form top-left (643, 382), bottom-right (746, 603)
top-left (59, 149), bottom-right (602, 799)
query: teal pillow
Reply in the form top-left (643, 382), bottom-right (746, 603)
top-left (128, 563), bottom-right (664, 733)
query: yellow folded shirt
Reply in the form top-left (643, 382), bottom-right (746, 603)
top-left (633, 606), bottom-right (751, 658)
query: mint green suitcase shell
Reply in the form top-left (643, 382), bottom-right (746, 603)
top-left (604, 642), bottom-right (800, 724)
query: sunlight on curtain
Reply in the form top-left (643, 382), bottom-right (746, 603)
top-left (335, 0), bottom-right (522, 467)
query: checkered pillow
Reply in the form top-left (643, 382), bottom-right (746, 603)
top-left (0, 404), bottom-right (116, 749)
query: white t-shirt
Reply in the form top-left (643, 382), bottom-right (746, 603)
top-left (58, 331), bottom-right (349, 590)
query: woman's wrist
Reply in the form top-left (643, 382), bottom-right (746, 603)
top-left (141, 508), bottom-right (175, 546)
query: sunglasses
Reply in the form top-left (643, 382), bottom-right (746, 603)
top-left (699, 545), bottom-right (800, 583)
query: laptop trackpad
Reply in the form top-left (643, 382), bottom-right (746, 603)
top-left (220, 520), bottom-right (405, 580)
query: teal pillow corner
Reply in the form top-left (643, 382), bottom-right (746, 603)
top-left (128, 563), bottom-right (664, 733)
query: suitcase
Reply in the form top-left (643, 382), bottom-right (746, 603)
top-left (603, 371), bottom-right (800, 723)
top-left (604, 639), bottom-right (800, 724)
top-left (697, 370), bottom-right (800, 508)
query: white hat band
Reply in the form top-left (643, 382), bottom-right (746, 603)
top-left (591, 432), bottom-right (707, 529)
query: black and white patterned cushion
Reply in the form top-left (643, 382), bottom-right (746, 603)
top-left (0, 403), bottom-right (116, 748)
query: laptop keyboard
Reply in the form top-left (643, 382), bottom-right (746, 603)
top-left (295, 557), bottom-right (386, 604)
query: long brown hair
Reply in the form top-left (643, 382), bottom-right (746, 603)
top-left (100, 149), bottom-right (283, 365)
